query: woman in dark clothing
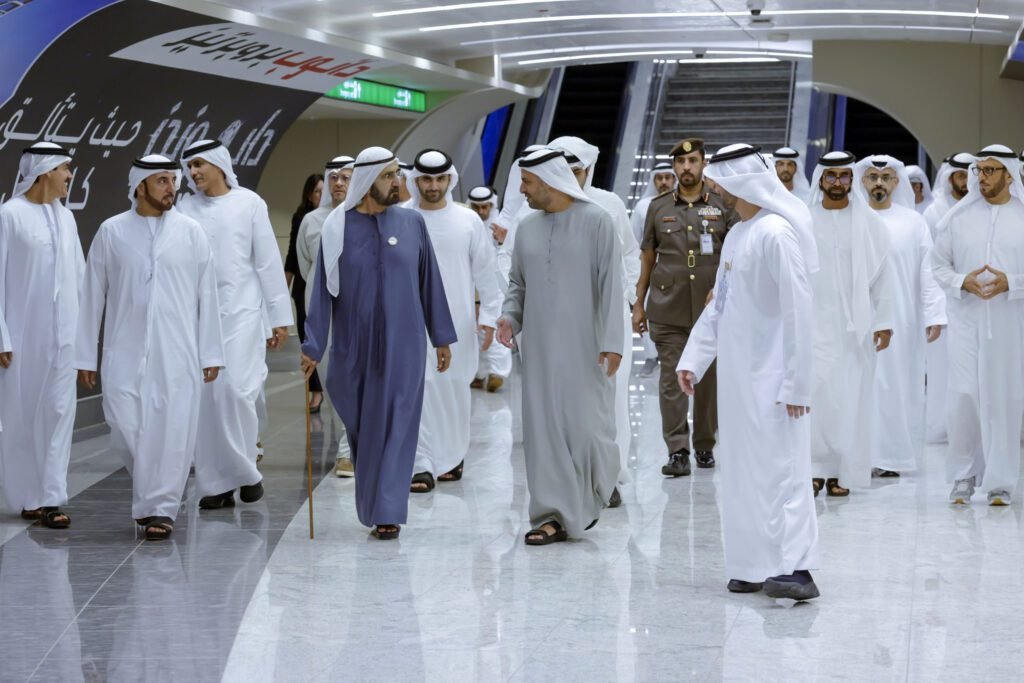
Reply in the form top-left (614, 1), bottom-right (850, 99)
top-left (285, 173), bottom-right (324, 411)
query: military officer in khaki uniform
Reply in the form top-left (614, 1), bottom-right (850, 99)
top-left (634, 138), bottom-right (737, 477)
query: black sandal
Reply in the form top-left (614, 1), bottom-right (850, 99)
top-left (812, 478), bottom-right (824, 498)
top-left (438, 460), bottom-right (464, 482)
top-left (199, 490), bottom-right (235, 510)
top-left (525, 521), bottom-right (568, 546)
top-left (826, 478), bottom-right (849, 497)
top-left (410, 472), bottom-right (435, 493)
top-left (309, 393), bottom-right (323, 415)
top-left (372, 524), bottom-right (401, 540)
top-left (20, 508), bottom-right (42, 521)
top-left (135, 516), bottom-right (155, 527)
top-left (144, 517), bottom-right (174, 541)
top-left (40, 507), bottom-right (70, 529)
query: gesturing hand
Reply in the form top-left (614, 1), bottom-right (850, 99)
top-left (599, 352), bottom-right (621, 377)
top-left (873, 329), bottom-right (893, 352)
top-left (496, 317), bottom-right (515, 349)
top-left (300, 353), bottom-right (318, 380)
top-left (677, 370), bottom-right (696, 396)
top-left (479, 325), bottom-right (495, 352)
top-left (980, 265), bottom-right (1009, 299)
top-left (436, 345), bottom-right (452, 373)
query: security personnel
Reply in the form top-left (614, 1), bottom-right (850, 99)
top-left (634, 138), bottom-right (737, 477)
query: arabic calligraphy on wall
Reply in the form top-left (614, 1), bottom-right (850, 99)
top-left (112, 23), bottom-right (388, 93)
top-left (0, 0), bottom-right (329, 246)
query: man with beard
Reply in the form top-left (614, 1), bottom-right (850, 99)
top-left (496, 148), bottom-right (623, 545)
top-left (677, 143), bottom-right (820, 599)
top-left (634, 138), bottom-right (737, 477)
top-left (301, 147), bottom-right (456, 540)
top-left (405, 150), bottom-right (501, 490)
top-left (854, 155), bottom-right (946, 478)
top-left (932, 145), bottom-right (1024, 506)
top-left (772, 147), bottom-right (812, 202)
top-left (922, 152), bottom-right (974, 443)
top-left (177, 140), bottom-right (292, 510)
top-left (76, 156), bottom-right (224, 541)
top-left (807, 151), bottom-right (893, 497)
top-left (0, 142), bottom-right (84, 529)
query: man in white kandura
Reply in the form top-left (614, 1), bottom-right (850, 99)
top-left (297, 154), bottom-right (356, 478)
top-left (497, 148), bottom-right (624, 546)
top-left (549, 136), bottom-right (640, 488)
top-left (907, 165), bottom-right (933, 214)
top-left (0, 142), bottom-right (84, 529)
top-left (677, 143), bottom-right (820, 600)
top-left (922, 153), bottom-right (974, 443)
top-left (932, 145), bottom-right (1024, 506)
top-left (772, 146), bottom-right (812, 203)
top-left (407, 150), bottom-right (502, 492)
top-left (630, 161), bottom-right (677, 377)
top-left (177, 139), bottom-right (293, 510)
top-left (466, 185), bottom-right (513, 393)
top-left (855, 155), bottom-right (946, 478)
top-left (807, 151), bottom-right (894, 498)
top-left (76, 156), bottom-right (225, 541)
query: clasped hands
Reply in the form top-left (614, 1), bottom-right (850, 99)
top-left (962, 264), bottom-right (1010, 300)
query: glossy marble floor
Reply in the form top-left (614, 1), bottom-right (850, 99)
top-left (2, 344), bottom-right (1023, 682)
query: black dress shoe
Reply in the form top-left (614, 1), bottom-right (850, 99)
top-left (661, 451), bottom-right (691, 477)
top-left (199, 490), bottom-right (235, 510)
top-left (764, 570), bottom-right (820, 600)
top-left (727, 579), bottom-right (764, 593)
top-left (608, 488), bottom-right (622, 508)
top-left (695, 450), bottom-right (715, 468)
top-left (239, 481), bottom-right (264, 503)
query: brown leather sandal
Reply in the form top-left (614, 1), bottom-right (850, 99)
top-left (812, 479), bottom-right (824, 497)
top-left (826, 478), bottom-right (849, 497)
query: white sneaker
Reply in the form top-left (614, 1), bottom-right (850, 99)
top-left (335, 457), bottom-right (355, 478)
top-left (949, 477), bottom-right (975, 505)
top-left (988, 489), bottom-right (1011, 506)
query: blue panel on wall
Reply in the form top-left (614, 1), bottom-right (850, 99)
top-left (481, 104), bottom-right (511, 186)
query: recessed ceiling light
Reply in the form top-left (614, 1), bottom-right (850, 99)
top-left (425, 9), bottom-right (1012, 32)
top-left (372, 0), bottom-right (581, 18)
top-left (517, 51), bottom-right (777, 65)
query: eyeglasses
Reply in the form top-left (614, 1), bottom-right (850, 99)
top-left (972, 165), bottom-right (1006, 178)
top-left (822, 172), bottom-right (853, 186)
top-left (864, 173), bottom-right (897, 184)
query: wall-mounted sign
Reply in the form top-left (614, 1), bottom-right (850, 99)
top-left (324, 79), bottom-right (426, 113)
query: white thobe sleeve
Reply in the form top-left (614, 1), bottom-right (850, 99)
top-left (929, 225), bottom-right (966, 300)
top-left (296, 214), bottom-right (314, 283)
top-left (611, 202), bottom-right (641, 307)
top-left (501, 229), bottom-right (525, 336)
top-left (629, 205), bottom-right (646, 249)
top-left (469, 216), bottom-right (502, 329)
top-left (765, 228), bottom-right (814, 406)
top-left (196, 234), bottom-right (226, 370)
top-left (917, 226), bottom-right (948, 327)
top-left (0, 212), bottom-right (11, 353)
top-left (251, 198), bottom-right (294, 328)
top-left (870, 254), bottom-right (895, 333)
top-left (75, 230), bottom-right (108, 372)
top-left (677, 272), bottom-right (722, 382)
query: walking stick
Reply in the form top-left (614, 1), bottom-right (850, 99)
top-left (304, 379), bottom-right (315, 540)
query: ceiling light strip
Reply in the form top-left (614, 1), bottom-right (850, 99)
top-left (372, 0), bottom-right (580, 18)
top-left (427, 9), bottom-right (1012, 32)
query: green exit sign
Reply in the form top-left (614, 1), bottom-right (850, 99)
top-left (324, 79), bottom-right (427, 112)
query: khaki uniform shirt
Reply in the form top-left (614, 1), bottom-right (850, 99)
top-left (641, 188), bottom-right (737, 327)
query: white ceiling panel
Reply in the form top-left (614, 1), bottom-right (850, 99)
top-left (194, 0), bottom-right (1022, 69)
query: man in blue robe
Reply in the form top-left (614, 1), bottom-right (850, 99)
top-left (301, 147), bottom-right (456, 540)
